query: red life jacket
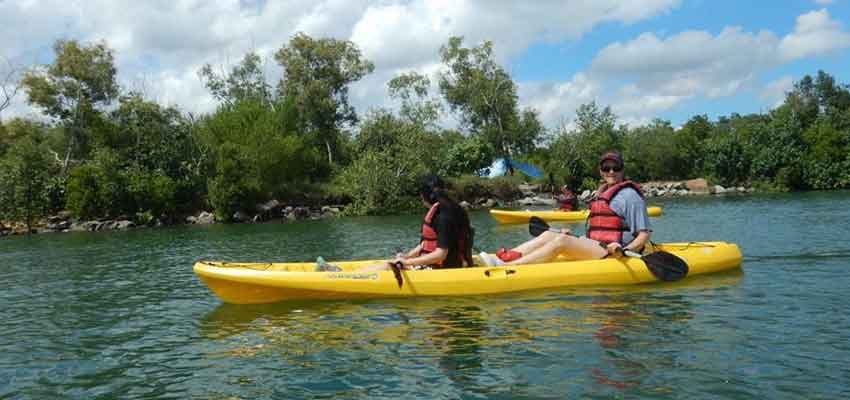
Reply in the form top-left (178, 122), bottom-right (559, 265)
top-left (558, 187), bottom-right (577, 211)
top-left (420, 203), bottom-right (473, 268)
top-left (420, 203), bottom-right (441, 261)
top-left (586, 181), bottom-right (644, 245)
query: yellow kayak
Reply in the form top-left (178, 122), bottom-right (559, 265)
top-left (490, 206), bottom-right (663, 224)
top-left (194, 241), bottom-right (742, 304)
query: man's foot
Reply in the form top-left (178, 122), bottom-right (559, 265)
top-left (478, 252), bottom-right (505, 266)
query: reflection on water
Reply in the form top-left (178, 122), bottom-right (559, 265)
top-left (195, 271), bottom-right (742, 397)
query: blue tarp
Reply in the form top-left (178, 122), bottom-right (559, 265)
top-left (478, 157), bottom-right (542, 179)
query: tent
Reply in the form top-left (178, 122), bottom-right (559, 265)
top-left (478, 157), bottom-right (542, 179)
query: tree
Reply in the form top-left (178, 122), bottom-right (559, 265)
top-left (0, 134), bottom-right (55, 232)
top-left (274, 32), bottom-right (374, 165)
top-left (199, 52), bottom-right (273, 106)
top-left (1, 56), bottom-right (23, 120)
top-left (387, 72), bottom-right (442, 127)
top-left (438, 36), bottom-right (541, 157)
top-left (22, 39), bottom-right (119, 174)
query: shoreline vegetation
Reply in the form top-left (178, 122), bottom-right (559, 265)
top-left (1, 34), bottom-right (849, 238)
top-left (0, 177), bottom-right (750, 237)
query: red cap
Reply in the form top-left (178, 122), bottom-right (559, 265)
top-left (599, 151), bottom-right (624, 168)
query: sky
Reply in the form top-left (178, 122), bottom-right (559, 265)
top-left (1, 0), bottom-right (849, 130)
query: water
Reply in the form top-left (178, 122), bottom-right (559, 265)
top-left (2, 191), bottom-right (849, 399)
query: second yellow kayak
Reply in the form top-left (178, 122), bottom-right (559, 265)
top-left (490, 206), bottom-right (663, 224)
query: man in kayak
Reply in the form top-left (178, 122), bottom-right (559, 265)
top-left (480, 151), bottom-right (651, 265)
top-left (362, 174), bottom-right (475, 271)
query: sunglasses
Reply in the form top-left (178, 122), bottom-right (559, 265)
top-left (600, 164), bottom-right (623, 173)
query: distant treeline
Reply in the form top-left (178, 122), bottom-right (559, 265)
top-left (1, 34), bottom-right (848, 230)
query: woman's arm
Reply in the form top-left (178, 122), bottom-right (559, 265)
top-left (625, 230), bottom-right (651, 253)
top-left (397, 247), bottom-right (447, 267)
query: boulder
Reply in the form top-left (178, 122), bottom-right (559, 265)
top-left (232, 211), bottom-right (250, 223)
top-left (712, 185), bottom-right (727, 194)
top-left (482, 198), bottom-right (498, 208)
top-left (115, 220), bottom-right (134, 230)
top-left (47, 220), bottom-right (72, 231)
top-left (518, 183), bottom-right (540, 195)
top-left (196, 211), bottom-right (215, 225)
top-left (459, 200), bottom-right (472, 209)
top-left (518, 197), bottom-right (536, 206)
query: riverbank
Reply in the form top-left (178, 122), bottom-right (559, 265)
top-left (0, 177), bottom-right (752, 237)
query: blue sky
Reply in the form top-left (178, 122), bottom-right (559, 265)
top-left (1, 0), bottom-right (849, 129)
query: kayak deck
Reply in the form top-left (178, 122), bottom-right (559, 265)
top-left (490, 206), bottom-right (662, 224)
top-left (194, 242), bottom-right (742, 304)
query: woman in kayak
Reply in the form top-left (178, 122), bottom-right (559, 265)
top-left (480, 151), bottom-right (651, 266)
top-left (363, 174), bottom-right (474, 271)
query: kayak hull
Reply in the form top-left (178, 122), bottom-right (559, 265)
top-left (194, 242), bottom-right (742, 304)
top-left (490, 206), bottom-right (662, 224)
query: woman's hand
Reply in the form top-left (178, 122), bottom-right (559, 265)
top-left (606, 242), bottom-right (623, 256)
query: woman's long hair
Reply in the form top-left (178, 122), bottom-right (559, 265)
top-left (419, 175), bottom-right (475, 267)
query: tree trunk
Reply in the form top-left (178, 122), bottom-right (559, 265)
top-left (325, 139), bottom-right (333, 165)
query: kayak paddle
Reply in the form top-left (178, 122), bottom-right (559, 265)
top-left (528, 216), bottom-right (688, 282)
top-left (391, 261), bottom-right (404, 288)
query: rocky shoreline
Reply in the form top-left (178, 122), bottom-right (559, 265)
top-left (0, 178), bottom-right (751, 237)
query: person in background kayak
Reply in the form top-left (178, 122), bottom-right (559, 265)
top-left (362, 174), bottom-right (475, 271)
top-left (481, 151), bottom-right (651, 266)
top-left (556, 184), bottom-right (578, 211)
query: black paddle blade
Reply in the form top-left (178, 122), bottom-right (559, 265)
top-left (391, 261), bottom-right (404, 288)
top-left (642, 251), bottom-right (688, 282)
top-left (528, 216), bottom-right (550, 237)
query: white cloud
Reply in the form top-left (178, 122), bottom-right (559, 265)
top-left (779, 8), bottom-right (850, 61)
top-left (814, 0), bottom-right (834, 5)
top-left (3, 1), bottom-right (849, 131)
top-left (521, 8), bottom-right (850, 128)
top-left (0, 0), bottom-right (680, 121)
top-left (760, 76), bottom-right (794, 108)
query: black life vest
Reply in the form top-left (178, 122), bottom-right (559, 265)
top-left (586, 180), bottom-right (643, 245)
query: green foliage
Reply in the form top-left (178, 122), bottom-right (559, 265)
top-left (621, 119), bottom-right (678, 181)
top-left (337, 110), bottom-right (439, 215)
top-left (702, 131), bottom-right (750, 186)
top-left (22, 39), bottom-right (118, 173)
top-left (197, 99), bottom-right (323, 219)
top-left (438, 135), bottom-right (495, 177)
top-left (448, 175), bottom-right (523, 202)
top-left (199, 52), bottom-right (273, 106)
top-left (274, 32), bottom-right (374, 164)
top-left (388, 72), bottom-right (442, 127)
top-left (0, 134), bottom-right (55, 230)
top-left (438, 36), bottom-right (542, 157)
top-left (66, 149), bottom-right (128, 219)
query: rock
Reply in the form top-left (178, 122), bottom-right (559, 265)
top-left (482, 198), bottom-right (498, 208)
top-left (518, 183), bottom-right (540, 195)
top-left (329, 207), bottom-right (340, 213)
top-left (321, 205), bottom-right (331, 213)
top-left (459, 200), bottom-right (472, 209)
top-left (115, 220), bottom-right (134, 230)
top-left (533, 196), bottom-right (556, 206)
top-left (47, 220), bottom-right (72, 231)
top-left (293, 207), bottom-right (310, 219)
top-left (518, 197), bottom-right (536, 206)
top-left (257, 199), bottom-right (281, 213)
top-left (737, 186), bottom-right (746, 192)
top-left (285, 206), bottom-right (293, 213)
top-left (186, 215), bottom-right (197, 224)
top-left (196, 211), bottom-right (215, 225)
top-left (685, 178), bottom-right (710, 194)
top-left (232, 211), bottom-right (250, 222)
top-left (252, 214), bottom-right (263, 223)
top-left (712, 185), bottom-right (727, 194)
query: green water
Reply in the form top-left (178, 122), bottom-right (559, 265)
top-left (2, 192), bottom-right (849, 399)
